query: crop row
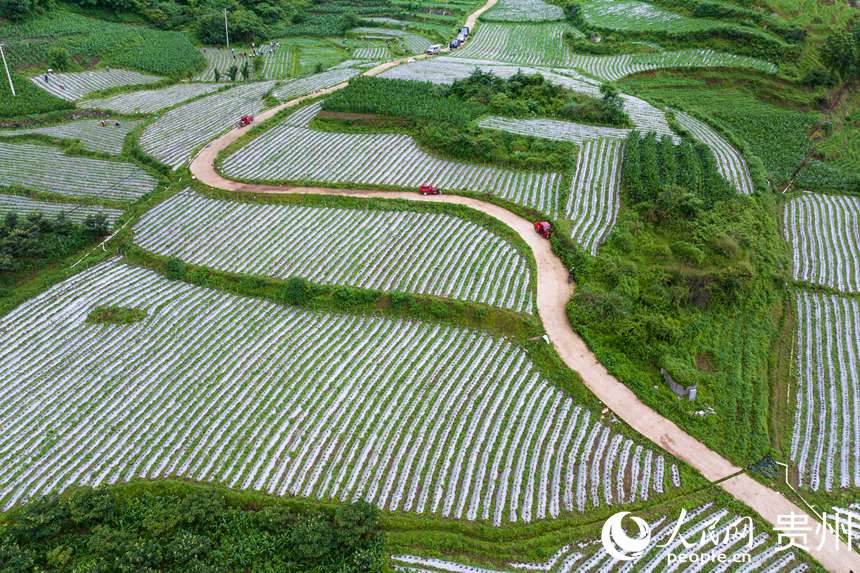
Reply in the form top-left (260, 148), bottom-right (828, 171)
top-left (222, 103), bottom-right (563, 214)
top-left (271, 69), bottom-right (360, 100)
top-left (0, 259), bottom-right (680, 521)
top-left (0, 119), bottom-right (141, 155)
top-left (353, 46), bottom-right (389, 60)
top-left (133, 190), bottom-right (535, 312)
top-left (380, 57), bottom-right (677, 140)
top-left (140, 81), bottom-right (276, 169)
top-left (393, 503), bottom-right (809, 572)
top-left (449, 23), bottom-right (777, 79)
top-left (784, 193), bottom-right (859, 293)
top-left (477, 115), bottom-right (630, 145)
top-left (0, 141), bottom-right (157, 202)
top-left (483, 0), bottom-right (565, 22)
top-left (81, 82), bottom-right (226, 115)
top-left (790, 290), bottom-right (860, 491)
top-left (565, 138), bottom-right (623, 255)
top-left (0, 194), bottom-right (122, 225)
top-left (832, 505), bottom-right (860, 550)
top-left (30, 69), bottom-right (162, 101)
top-left (193, 48), bottom-right (253, 82)
top-left (675, 111), bottom-right (754, 195)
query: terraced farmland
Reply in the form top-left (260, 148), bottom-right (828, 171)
top-left (449, 24), bottom-right (777, 79)
top-left (478, 116), bottom-right (630, 145)
top-left (80, 83), bottom-right (227, 114)
top-left (393, 502), bottom-right (809, 572)
top-left (483, 0), bottom-right (565, 22)
top-left (29, 69), bottom-right (162, 101)
top-left (271, 69), bottom-right (360, 100)
top-left (0, 259), bottom-right (682, 521)
top-left (675, 111), bottom-right (754, 194)
top-left (0, 194), bottom-right (123, 225)
top-left (581, 0), bottom-right (755, 34)
top-left (0, 119), bottom-right (141, 155)
top-left (784, 193), bottom-right (859, 293)
top-left (0, 141), bottom-right (158, 202)
top-left (565, 139), bottom-right (624, 255)
top-left (790, 290), bottom-right (860, 491)
top-left (193, 48), bottom-right (252, 82)
top-left (133, 190), bottom-right (535, 312)
top-left (352, 45), bottom-right (389, 60)
top-left (140, 81), bottom-right (276, 169)
top-left (222, 104), bottom-right (563, 214)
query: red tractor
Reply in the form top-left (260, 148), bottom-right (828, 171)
top-left (534, 221), bottom-right (552, 239)
top-left (419, 184), bottom-right (441, 195)
top-left (238, 114), bottom-right (254, 128)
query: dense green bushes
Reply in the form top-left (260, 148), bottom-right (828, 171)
top-left (0, 481), bottom-right (385, 572)
top-left (0, 72), bottom-right (74, 119)
top-left (566, 131), bottom-right (788, 464)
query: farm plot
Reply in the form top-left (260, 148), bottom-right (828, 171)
top-left (784, 193), bottom-right (859, 293)
top-left (222, 104), bottom-right (562, 214)
top-left (193, 48), bottom-right (252, 82)
top-left (675, 111), bottom-right (754, 194)
top-left (0, 119), bottom-right (141, 155)
top-left (581, 0), bottom-right (743, 33)
top-left (833, 505), bottom-right (860, 550)
top-left (0, 259), bottom-right (682, 522)
top-left (565, 139), bottom-right (623, 255)
top-left (392, 503), bottom-right (809, 572)
top-left (0, 194), bottom-right (122, 225)
top-left (140, 81), bottom-right (276, 169)
top-left (0, 141), bottom-right (157, 202)
top-left (80, 83), bottom-right (227, 114)
top-left (29, 69), bottom-right (162, 101)
top-left (272, 69), bottom-right (360, 101)
top-left (352, 45), bottom-right (389, 60)
top-left (133, 190), bottom-right (535, 313)
top-left (790, 290), bottom-right (860, 492)
top-left (477, 116), bottom-right (630, 145)
top-left (449, 24), bottom-right (777, 79)
top-left (483, 0), bottom-right (565, 22)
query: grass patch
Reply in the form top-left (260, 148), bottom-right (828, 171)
top-left (86, 305), bottom-right (147, 324)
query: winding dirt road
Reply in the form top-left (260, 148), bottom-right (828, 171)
top-left (188, 5), bottom-right (859, 570)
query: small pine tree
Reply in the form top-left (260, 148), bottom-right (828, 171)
top-left (213, 68), bottom-right (221, 82)
top-left (228, 64), bottom-right (238, 81)
top-left (240, 61), bottom-right (251, 81)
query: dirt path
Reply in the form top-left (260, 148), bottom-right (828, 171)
top-left (187, 1), bottom-right (859, 569)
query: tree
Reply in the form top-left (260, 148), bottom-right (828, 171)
top-left (47, 47), bottom-right (71, 72)
top-left (0, 0), bottom-right (35, 20)
top-left (820, 30), bottom-right (857, 81)
top-left (164, 257), bottom-right (186, 280)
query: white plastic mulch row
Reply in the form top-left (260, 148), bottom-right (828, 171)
top-left (133, 189), bottom-right (535, 313)
top-left (380, 58), bottom-right (677, 140)
top-left (832, 505), bottom-right (860, 550)
top-left (477, 116), bottom-right (630, 145)
top-left (790, 290), bottom-right (860, 492)
top-left (193, 47), bottom-right (252, 82)
top-left (0, 194), bottom-right (122, 226)
top-left (393, 503), bottom-right (808, 572)
top-left (222, 104), bottom-right (562, 215)
top-left (29, 69), bottom-right (162, 101)
top-left (271, 68), bottom-right (360, 101)
top-left (0, 119), bottom-right (141, 155)
top-left (80, 83), bottom-right (227, 114)
top-left (484, 0), bottom-right (565, 22)
top-left (784, 193), bottom-right (859, 294)
top-left (0, 141), bottom-right (157, 202)
top-left (140, 81), bottom-right (276, 169)
top-left (449, 23), bottom-right (777, 79)
top-left (674, 111), bottom-right (753, 195)
top-left (353, 46), bottom-right (389, 60)
top-left (566, 138), bottom-right (623, 255)
top-left (0, 259), bottom-right (680, 521)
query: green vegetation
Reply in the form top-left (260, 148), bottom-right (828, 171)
top-left (0, 11), bottom-right (204, 77)
top-left (318, 73), bottom-right (628, 171)
top-left (0, 481), bottom-right (385, 572)
top-left (566, 130), bottom-right (789, 465)
top-left (0, 72), bottom-right (74, 119)
top-left (0, 210), bottom-right (108, 284)
top-left (86, 305), bottom-right (148, 324)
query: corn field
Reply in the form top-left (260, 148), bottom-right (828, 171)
top-left (675, 111), bottom-right (754, 195)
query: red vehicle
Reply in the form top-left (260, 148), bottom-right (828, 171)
top-left (238, 114), bottom-right (254, 127)
top-left (534, 221), bottom-right (552, 239)
top-left (419, 184), bottom-right (441, 195)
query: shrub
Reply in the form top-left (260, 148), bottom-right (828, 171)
top-left (164, 257), bottom-right (186, 280)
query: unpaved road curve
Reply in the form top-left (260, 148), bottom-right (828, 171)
top-left (188, 3), bottom-right (859, 570)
